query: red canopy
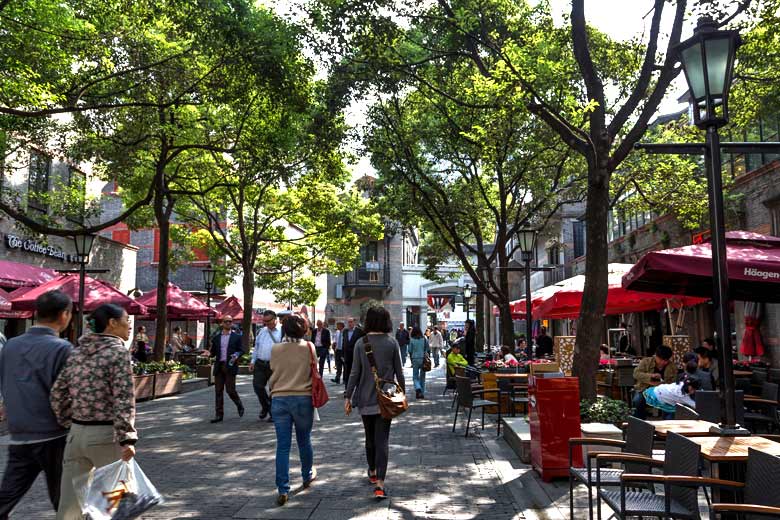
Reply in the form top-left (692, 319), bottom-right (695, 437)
top-left (500, 284), bottom-right (569, 319)
top-left (135, 283), bottom-right (217, 319)
top-left (214, 296), bottom-right (263, 323)
top-left (0, 260), bottom-right (57, 288)
top-left (536, 264), bottom-right (705, 319)
top-left (0, 288), bottom-right (33, 319)
top-left (9, 274), bottom-right (147, 314)
top-left (622, 231), bottom-right (780, 302)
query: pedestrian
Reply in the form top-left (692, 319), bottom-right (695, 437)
top-left (342, 317), bottom-right (365, 390)
top-left (132, 325), bottom-right (149, 362)
top-left (268, 314), bottom-right (317, 506)
top-left (331, 321), bottom-right (345, 384)
top-left (463, 319), bottom-right (476, 366)
top-left (0, 290), bottom-right (73, 519)
top-left (408, 326), bottom-right (430, 399)
top-left (395, 322), bottom-right (410, 367)
top-left (202, 314), bottom-right (245, 423)
top-left (250, 310), bottom-right (281, 421)
top-left (50, 304), bottom-right (138, 520)
top-left (631, 345), bottom-right (676, 419)
top-left (535, 326), bottom-right (553, 358)
top-left (429, 328), bottom-right (444, 367)
top-left (312, 320), bottom-right (331, 377)
top-left (345, 306), bottom-right (405, 499)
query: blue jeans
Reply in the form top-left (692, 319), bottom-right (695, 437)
top-left (412, 362), bottom-right (426, 394)
top-left (272, 396), bottom-right (314, 495)
top-left (433, 349), bottom-right (440, 367)
top-left (400, 345), bottom-right (408, 366)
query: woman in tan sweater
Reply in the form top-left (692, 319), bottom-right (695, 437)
top-left (269, 314), bottom-right (316, 506)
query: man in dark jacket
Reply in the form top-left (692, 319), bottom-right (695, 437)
top-left (395, 323), bottom-right (410, 366)
top-left (204, 315), bottom-right (244, 423)
top-left (313, 320), bottom-right (332, 376)
top-left (342, 317), bottom-right (365, 390)
top-left (0, 290), bottom-right (72, 518)
top-left (535, 326), bottom-right (554, 358)
top-left (464, 319), bottom-right (476, 366)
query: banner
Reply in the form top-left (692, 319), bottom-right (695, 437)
top-left (427, 295), bottom-right (452, 312)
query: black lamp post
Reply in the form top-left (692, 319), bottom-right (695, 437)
top-left (516, 229), bottom-right (537, 358)
top-left (202, 266), bottom-right (217, 348)
top-left (463, 283), bottom-right (472, 323)
top-left (677, 16), bottom-right (744, 434)
top-left (72, 234), bottom-right (95, 337)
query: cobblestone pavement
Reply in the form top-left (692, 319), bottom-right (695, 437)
top-left (1, 364), bottom-right (532, 519)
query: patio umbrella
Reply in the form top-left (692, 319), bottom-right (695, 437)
top-left (507, 283), bottom-right (571, 319)
top-left (9, 274), bottom-right (147, 314)
top-left (135, 283), bottom-right (217, 319)
top-left (215, 296), bottom-right (243, 320)
top-left (0, 288), bottom-right (33, 319)
top-left (740, 301), bottom-right (765, 357)
top-left (536, 264), bottom-right (705, 319)
top-left (0, 259), bottom-right (57, 288)
top-left (622, 231), bottom-right (780, 302)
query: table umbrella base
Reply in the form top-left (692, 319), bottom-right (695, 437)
top-left (709, 424), bottom-right (751, 436)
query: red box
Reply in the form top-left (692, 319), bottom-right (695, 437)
top-left (528, 376), bottom-right (582, 481)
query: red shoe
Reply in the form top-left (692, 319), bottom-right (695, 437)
top-left (374, 487), bottom-right (387, 499)
top-left (367, 469), bottom-right (378, 484)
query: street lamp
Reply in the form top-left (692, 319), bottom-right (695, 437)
top-left (202, 266), bottom-right (217, 348)
top-left (516, 229), bottom-right (537, 358)
top-left (677, 16), bottom-right (744, 434)
top-left (72, 233), bottom-right (95, 337)
top-left (463, 282), bottom-right (472, 323)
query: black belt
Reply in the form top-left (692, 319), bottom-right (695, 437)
top-left (73, 419), bottom-right (112, 426)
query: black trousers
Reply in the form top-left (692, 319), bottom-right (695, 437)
top-left (214, 362), bottom-right (243, 417)
top-left (316, 347), bottom-right (329, 377)
top-left (361, 414), bottom-right (392, 481)
top-left (0, 436), bottom-right (66, 519)
top-left (252, 361), bottom-right (272, 414)
top-left (343, 356), bottom-right (353, 390)
top-left (333, 350), bottom-right (344, 382)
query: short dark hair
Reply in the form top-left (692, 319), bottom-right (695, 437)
top-left (411, 326), bottom-right (423, 339)
top-left (263, 309), bottom-right (277, 319)
top-left (501, 345), bottom-right (510, 355)
top-left (35, 290), bottom-right (72, 321)
top-left (655, 345), bottom-right (673, 361)
top-left (281, 314), bottom-right (306, 339)
top-left (90, 304), bottom-right (126, 333)
top-left (173, 326), bottom-right (181, 333)
top-left (702, 337), bottom-right (715, 348)
top-left (364, 306), bottom-right (392, 333)
top-left (694, 346), bottom-right (713, 359)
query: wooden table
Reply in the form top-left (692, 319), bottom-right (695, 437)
top-left (734, 370), bottom-right (753, 377)
top-left (651, 420), bottom-right (719, 438)
top-left (494, 373), bottom-right (529, 380)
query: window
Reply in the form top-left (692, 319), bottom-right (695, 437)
top-left (362, 242), bottom-right (379, 263)
top-left (547, 245), bottom-right (559, 266)
top-left (573, 220), bottom-right (586, 258)
top-left (28, 151), bottom-right (50, 212)
top-left (771, 207), bottom-right (780, 238)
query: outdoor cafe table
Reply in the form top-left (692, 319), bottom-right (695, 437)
top-left (733, 370), bottom-right (753, 377)
top-left (651, 420), bottom-right (719, 439)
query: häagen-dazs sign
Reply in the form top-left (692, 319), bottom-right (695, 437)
top-left (4, 234), bottom-right (77, 263)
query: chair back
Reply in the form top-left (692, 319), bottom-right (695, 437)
top-left (768, 368), bottom-right (780, 383)
top-left (761, 381), bottom-right (779, 401)
top-left (752, 369), bottom-right (768, 386)
top-left (695, 390), bottom-right (745, 427)
top-left (664, 432), bottom-right (701, 515)
top-left (616, 365), bottom-right (635, 387)
top-left (455, 376), bottom-right (474, 408)
top-left (674, 403), bottom-right (700, 420)
top-left (744, 447), bottom-right (780, 510)
top-left (624, 417), bottom-right (655, 473)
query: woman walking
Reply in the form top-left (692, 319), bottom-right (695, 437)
top-left (345, 306), bottom-right (405, 499)
top-left (268, 314), bottom-right (317, 506)
top-left (50, 304), bottom-right (137, 520)
top-left (408, 327), bottom-right (430, 399)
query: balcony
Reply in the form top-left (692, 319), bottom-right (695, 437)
top-left (344, 261), bottom-right (391, 289)
top-left (543, 265), bottom-right (568, 286)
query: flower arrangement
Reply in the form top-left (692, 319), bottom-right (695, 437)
top-left (733, 359), bottom-right (768, 370)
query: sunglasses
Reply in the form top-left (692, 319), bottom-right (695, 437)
top-left (222, 319), bottom-right (233, 324)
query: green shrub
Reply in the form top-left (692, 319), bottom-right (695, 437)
top-left (133, 361), bottom-right (186, 375)
top-left (580, 398), bottom-right (630, 425)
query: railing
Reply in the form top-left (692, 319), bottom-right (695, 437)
top-left (344, 262), bottom-right (391, 288)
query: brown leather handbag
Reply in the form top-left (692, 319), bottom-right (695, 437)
top-left (364, 339), bottom-right (408, 420)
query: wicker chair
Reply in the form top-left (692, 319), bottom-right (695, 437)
top-left (497, 378), bottom-right (528, 418)
top-left (674, 403), bottom-right (700, 420)
top-left (710, 447), bottom-right (780, 519)
top-left (568, 417), bottom-right (655, 520)
top-left (695, 390), bottom-right (745, 426)
top-left (598, 432), bottom-right (744, 520)
top-left (744, 382), bottom-right (779, 433)
top-left (452, 375), bottom-right (499, 437)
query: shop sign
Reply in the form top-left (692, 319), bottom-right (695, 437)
top-left (4, 234), bottom-right (77, 263)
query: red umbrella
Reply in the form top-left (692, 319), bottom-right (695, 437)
top-left (215, 296), bottom-right (243, 319)
top-left (0, 288), bottom-right (33, 319)
top-left (135, 283), bottom-right (217, 319)
top-left (622, 231), bottom-right (780, 302)
top-left (536, 264), bottom-right (705, 319)
top-left (0, 259), bottom-right (57, 288)
top-left (506, 283), bottom-right (570, 319)
top-left (740, 301), bottom-right (765, 357)
top-left (9, 274), bottom-right (147, 314)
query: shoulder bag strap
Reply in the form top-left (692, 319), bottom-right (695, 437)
top-left (363, 338), bottom-right (383, 388)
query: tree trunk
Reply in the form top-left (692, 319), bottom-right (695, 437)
top-left (241, 265), bottom-right (254, 350)
top-left (498, 267), bottom-right (515, 345)
top-left (153, 191), bottom-right (171, 362)
top-left (572, 164), bottom-right (610, 399)
top-left (476, 290), bottom-right (485, 351)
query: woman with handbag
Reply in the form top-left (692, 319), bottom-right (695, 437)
top-left (408, 326), bottom-right (430, 399)
top-left (268, 314), bottom-right (318, 506)
top-left (345, 306), bottom-right (405, 499)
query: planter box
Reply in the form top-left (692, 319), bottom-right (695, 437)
top-left (133, 374), bottom-right (155, 401)
top-left (581, 422), bottom-right (623, 464)
top-left (196, 364), bottom-right (213, 383)
top-left (154, 371), bottom-right (183, 398)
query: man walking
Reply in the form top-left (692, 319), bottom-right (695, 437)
top-left (395, 322), bottom-right (410, 366)
top-left (204, 314), bottom-right (244, 423)
top-left (342, 317), bottom-right (364, 389)
top-left (331, 321), bottom-right (345, 384)
top-left (429, 327), bottom-right (444, 367)
top-left (0, 290), bottom-right (73, 519)
top-left (250, 310), bottom-right (280, 421)
top-left (312, 320), bottom-right (332, 376)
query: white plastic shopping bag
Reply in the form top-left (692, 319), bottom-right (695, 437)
top-left (80, 459), bottom-right (163, 520)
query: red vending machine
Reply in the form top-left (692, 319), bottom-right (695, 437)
top-left (528, 375), bottom-right (582, 481)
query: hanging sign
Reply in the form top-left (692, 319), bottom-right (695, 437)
top-left (4, 234), bottom-right (77, 263)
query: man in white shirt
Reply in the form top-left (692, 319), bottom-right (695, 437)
top-left (331, 321), bottom-right (345, 384)
top-left (250, 310), bottom-right (281, 421)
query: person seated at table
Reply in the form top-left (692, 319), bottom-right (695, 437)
top-left (643, 360), bottom-right (702, 419)
top-left (694, 345), bottom-right (718, 390)
top-left (515, 337), bottom-right (526, 357)
top-left (600, 344), bottom-right (610, 361)
top-left (632, 345), bottom-right (676, 419)
top-left (501, 345), bottom-right (518, 363)
top-left (447, 344), bottom-right (469, 376)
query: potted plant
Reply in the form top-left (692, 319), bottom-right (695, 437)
top-left (150, 361), bottom-right (185, 397)
top-left (579, 397), bottom-right (630, 460)
top-left (196, 356), bottom-right (213, 380)
top-left (132, 364), bottom-right (155, 401)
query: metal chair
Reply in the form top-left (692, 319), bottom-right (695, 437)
top-left (449, 366), bottom-right (482, 408)
top-left (710, 447), bottom-right (780, 519)
top-left (768, 368), bottom-right (780, 383)
top-left (452, 376), bottom-right (499, 437)
top-left (598, 432), bottom-right (743, 520)
top-left (744, 382), bottom-right (779, 433)
top-left (674, 403), bottom-right (700, 420)
top-left (497, 378), bottom-right (528, 417)
top-left (615, 364), bottom-right (635, 404)
top-left (568, 417), bottom-right (655, 520)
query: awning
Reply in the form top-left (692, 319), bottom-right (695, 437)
top-left (135, 283), bottom-right (217, 319)
top-left (0, 260), bottom-right (58, 288)
top-left (214, 295), bottom-right (262, 323)
top-left (622, 231), bottom-right (780, 302)
top-left (0, 288), bottom-right (33, 319)
top-left (9, 274), bottom-right (147, 314)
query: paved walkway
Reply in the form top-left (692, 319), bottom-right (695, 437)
top-left (1, 364), bottom-right (539, 519)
